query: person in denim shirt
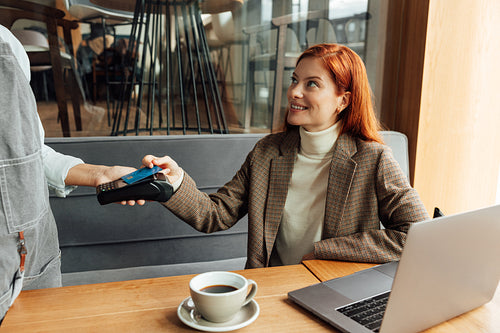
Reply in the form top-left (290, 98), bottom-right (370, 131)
top-left (0, 24), bottom-right (143, 321)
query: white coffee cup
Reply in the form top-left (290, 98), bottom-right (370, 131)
top-left (188, 271), bottom-right (258, 323)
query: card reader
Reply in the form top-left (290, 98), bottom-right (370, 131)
top-left (96, 173), bottom-right (173, 205)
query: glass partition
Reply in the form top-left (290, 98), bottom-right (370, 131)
top-left (28, 0), bottom-right (387, 137)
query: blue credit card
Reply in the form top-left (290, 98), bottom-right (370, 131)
top-left (121, 166), bottom-right (163, 184)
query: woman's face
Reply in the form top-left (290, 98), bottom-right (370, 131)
top-left (286, 57), bottom-right (350, 132)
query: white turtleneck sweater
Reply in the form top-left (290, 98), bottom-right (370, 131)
top-left (273, 123), bottom-right (340, 265)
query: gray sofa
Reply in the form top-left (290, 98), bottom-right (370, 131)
top-left (46, 131), bottom-right (409, 286)
top-left (46, 134), bottom-right (266, 286)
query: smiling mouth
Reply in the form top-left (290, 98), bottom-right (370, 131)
top-left (290, 103), bottom-right (307, 111)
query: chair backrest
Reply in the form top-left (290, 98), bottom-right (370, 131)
top-left (0, 1), bottom-right (67, 71)
top-left (0, 0), bottom-right (76, 55)
top-left (271, 10), bottom-right (331, 53)
top-left (306, 18), bottom-right (337, 47)
top-left (11, 29), bottom-right (52, 71)
top-left (11, 29), bottom-right (49, 48)
top-left (211, 11), bottom-right (247, 43)
top-left (345, 17), bottom-right (366, 43)
top-left (0, 1), bottom-right (64, 29)
top-left (380, 131), bottom-right (410, 180)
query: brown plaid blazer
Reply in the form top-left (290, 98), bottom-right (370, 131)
top-left (164, 128), bottom-right (430, 268)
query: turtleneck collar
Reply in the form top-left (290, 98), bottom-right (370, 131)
top-left (299, 122), bottom-right (340, 159)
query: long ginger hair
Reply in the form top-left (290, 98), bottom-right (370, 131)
top-left (283, 43), bottom-right (383, 143)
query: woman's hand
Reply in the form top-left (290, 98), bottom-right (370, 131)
top-left (142, 155), bottom-right (183, 185)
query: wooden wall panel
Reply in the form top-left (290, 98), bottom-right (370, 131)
top-left (379, 0), bottom-right (429, 185)
top-left (413, 0), bottom-right (500, 214)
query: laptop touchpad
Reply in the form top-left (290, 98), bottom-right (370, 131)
top-left (323, 269), bottom-right (393, 301)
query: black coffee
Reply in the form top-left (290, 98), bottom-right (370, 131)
top-left (201, 285), bottom-right (238, 293)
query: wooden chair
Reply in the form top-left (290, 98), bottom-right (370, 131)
top-left (203, 0), bottom-right (247, 126)
top-left (242, 10), bottom-right (334, 132)
top-left (64, 0), bottom-right (134, 123)
top-left (12, 29), bottom-right (53, 101)
top-left (344, 16), bottom-right (367, 60)
top-left (0, 0), bottom-right (82, 137)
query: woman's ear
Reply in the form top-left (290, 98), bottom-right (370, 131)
top-left (337, 91), bottom-right (351, 115)
top-left (341, 91), bottom-right (351, 111)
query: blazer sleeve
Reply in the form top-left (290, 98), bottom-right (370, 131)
top-left (313, 147), bottom-right (430, 263)
top-left (161, 152), bottom-right (252, 234)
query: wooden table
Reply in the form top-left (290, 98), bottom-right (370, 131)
top-left (303, 260), bottom-right (500, 333)
top-left (3, 261), bottom-right (499, 332)
top-left (1, 265), bottom-right (333, 332)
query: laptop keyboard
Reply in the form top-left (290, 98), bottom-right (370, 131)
top-left (336, 291), bottom-right (391, 332)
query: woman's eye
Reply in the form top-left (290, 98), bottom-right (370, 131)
top-left (290, 77), bottom-right (298, 84)
top-left (307, 81), bottom-right (318, 88)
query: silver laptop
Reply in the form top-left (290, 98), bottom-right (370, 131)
top-left (288, 204), bottom-right (500, 333)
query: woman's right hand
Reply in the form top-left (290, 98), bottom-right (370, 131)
top-left (142, 155), bottom-right (183, 185)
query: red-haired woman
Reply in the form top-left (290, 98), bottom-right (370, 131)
top-left (143, 43), bottom-right (429, 267)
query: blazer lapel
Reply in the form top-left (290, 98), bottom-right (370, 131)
top-left (324, 134), bottom-right (358, 238)
top-left (263, 130), bottom-right (298, 265)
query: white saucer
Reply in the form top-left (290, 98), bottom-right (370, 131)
top-left (177, 297), bottom-right (259, 332)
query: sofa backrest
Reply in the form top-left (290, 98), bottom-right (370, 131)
top-left (45, 131), bottom-right (408, 284)
top-left (46, 134), bottom-right (266, 278)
